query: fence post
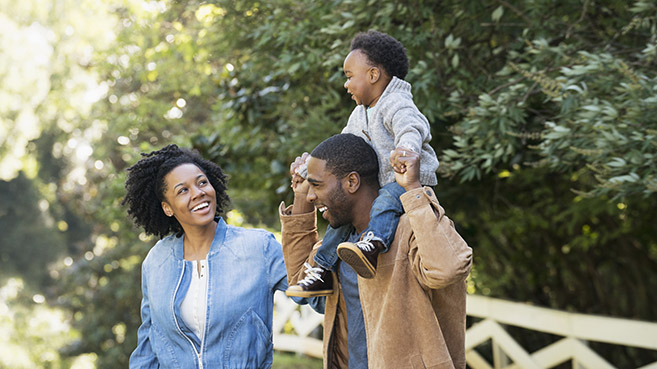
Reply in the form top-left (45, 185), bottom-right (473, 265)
top-left (493, 340), bottom-right (510, 369)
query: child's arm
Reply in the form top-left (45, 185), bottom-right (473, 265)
top-left (383, 101), bottom-right (432, 155)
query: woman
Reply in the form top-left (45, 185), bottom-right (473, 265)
top-left (124, 144), bottom-right (290, 368)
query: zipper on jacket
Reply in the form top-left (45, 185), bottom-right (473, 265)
top-left (172, 262), bottom-right (204, 369)
top-left (197, 259), bottom-right (210, 369)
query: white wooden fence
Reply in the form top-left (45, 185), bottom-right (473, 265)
top-left (272, 292), bottom-right (657, 368)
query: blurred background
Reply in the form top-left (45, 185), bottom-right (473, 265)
top-left (1, 0), bottom-right (656, 367)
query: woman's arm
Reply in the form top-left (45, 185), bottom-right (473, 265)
top-left (129, 263), bottom-right (159, 369)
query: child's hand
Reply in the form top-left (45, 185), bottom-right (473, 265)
top-left (290, 152), bottom-right (310, 194)
top-left (389, 147), bottom-right (413, 174)
top-left (289, 152), bottom-right (314, 214)
top-left (390, 147), bottom-right (422, 191)
top-left (290, 152), bottom-right (310, 177)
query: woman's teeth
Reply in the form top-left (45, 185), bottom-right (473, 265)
top-left (192, 202), bottom-right (209, 212)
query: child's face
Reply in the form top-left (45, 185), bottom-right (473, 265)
top-left (343, 49), bottom-right (377, 106)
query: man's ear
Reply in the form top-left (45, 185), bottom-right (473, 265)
top-left (344, 171), bottom-right (361, 194)
top-left (162, 202), bottom-right (174, 217)
top-left (368, 66), bottom-right (381, 84)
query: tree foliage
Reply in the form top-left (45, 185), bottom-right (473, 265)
top-left (1, 0), bottom-right (656, 367)
top-left (441, 1), bottom-right (657, 199)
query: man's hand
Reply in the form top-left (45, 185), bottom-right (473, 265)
top-left (390, 147), bottom-right (422, 191)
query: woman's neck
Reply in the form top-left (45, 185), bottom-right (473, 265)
top-left (183, 221), bottom-right (217, 260)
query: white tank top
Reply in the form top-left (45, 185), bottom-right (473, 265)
top-left (180, 258), bottom-right (208, 340)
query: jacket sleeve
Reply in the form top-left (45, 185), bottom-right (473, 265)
top-left (278, 202), bottom-right (321, 286)
top-left (264, 232), bottom-right (289, 293)
top-left (401, 187), bottom-right (472, 290)
top-left (381, 97), bottom-right (431, 155)
top-left (129, 262), bottom-right (160, 369)
top-left (278, 202), bottom-right (327, 313)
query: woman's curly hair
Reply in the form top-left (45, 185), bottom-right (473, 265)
top-left (122, 144), bottom-right (230, 239)
top-left (350, 30), bottom-right (408, 80)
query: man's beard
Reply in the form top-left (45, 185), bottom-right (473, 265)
top-left (325, 184), bottom-right (351, 229)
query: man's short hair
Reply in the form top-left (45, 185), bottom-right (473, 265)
top-left (311, 133), bottom-right (380, 188)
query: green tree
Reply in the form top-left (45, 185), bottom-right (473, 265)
top-left (0, 0), bottom-right (127, 367)
top-left (2, 0), bottom-right (654, 367)
top-left (442, 1), bottom-right (657, 200)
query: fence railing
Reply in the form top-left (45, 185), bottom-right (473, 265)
top-left (272, 292), bottom-right (657, 368)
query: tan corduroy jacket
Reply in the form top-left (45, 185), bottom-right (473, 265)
top-left (279, 186), bottom-right (473, 369)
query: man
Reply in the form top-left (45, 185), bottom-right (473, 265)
top-left (279, 133), bottom-right (472, 369)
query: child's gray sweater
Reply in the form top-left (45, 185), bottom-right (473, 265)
top-left (342, 76), bottom-right (439, 187)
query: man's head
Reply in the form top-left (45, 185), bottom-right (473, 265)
top-left (343, 30), bottom-right (408, 106)
top-left (305, 134), bottom-right (379, 229)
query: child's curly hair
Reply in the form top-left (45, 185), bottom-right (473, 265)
top-left (122, 144), bottom-right (230, 239)
top-left (350, 30), bottom-right (408, 80)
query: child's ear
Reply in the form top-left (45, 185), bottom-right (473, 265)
top-left (368, 67), bottom-right (381, 84)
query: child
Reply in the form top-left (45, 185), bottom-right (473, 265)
top-left (286, 30), bottom-right (439, 297)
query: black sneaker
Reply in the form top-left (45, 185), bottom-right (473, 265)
top-left (336, 232), bottom-right (383, 279)
top-left (285, 262), bottom-right (334, 297)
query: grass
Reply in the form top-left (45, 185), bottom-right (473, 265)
top-left (272, 352), bottom-right (323, 369)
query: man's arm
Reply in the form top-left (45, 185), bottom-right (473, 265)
top-left (279, 201), bottom-right (320, 286)
top-left (280, 153), bottom-right (320, 286)
top-left (392, 149), bottom-right (473, 289)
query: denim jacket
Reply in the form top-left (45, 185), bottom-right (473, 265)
top-left (129, 218), bottom-right (288, 369)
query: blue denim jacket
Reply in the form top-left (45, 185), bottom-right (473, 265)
top-left (129, 218), bottom-right (288, 369)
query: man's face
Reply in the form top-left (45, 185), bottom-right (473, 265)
top-left (343, 49), bottom-right (375, 106)
top-left (306, 156), bottom-right (352, 228)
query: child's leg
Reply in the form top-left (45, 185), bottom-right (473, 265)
top-left (363, 182), bottom-right (406, 253)
top-left (286, 224), bottom-right (353, 298)
top-left (336, 182), bottom-right (405, 278)
top-left (313, 224), bottom-right (353, 272)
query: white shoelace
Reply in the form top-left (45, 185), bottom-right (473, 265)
top-left (356, 231), bottom-right (376, 252)
top-left (298, 262), bottom-right (325, 287)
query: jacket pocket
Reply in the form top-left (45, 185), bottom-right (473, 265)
top-left (150, 324), bottom-right (181, 368)
top-left (223, 308), bottom-right (272, 368)
top-left (411, 354), bottom-right (427, 369)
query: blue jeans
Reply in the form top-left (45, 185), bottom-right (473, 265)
top-left (314, 182), bottom-right (406, 271)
